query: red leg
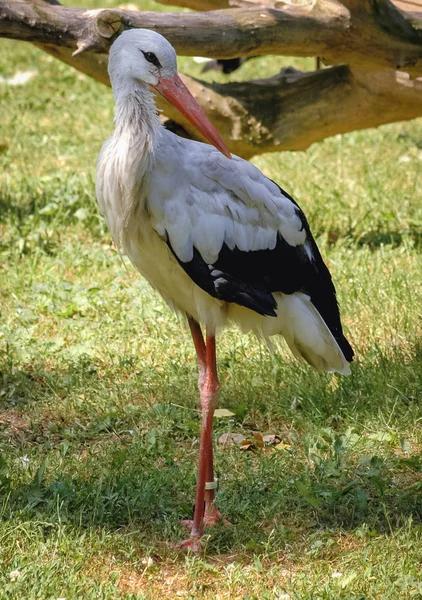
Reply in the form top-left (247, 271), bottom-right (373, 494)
top-left (203, 335), bottom-right (219, 524)
top-left (202, 335), bottom-right (227, 527)
top-left (178, 326), bottom-right (228, 551)
top-left (187, 316), bottom-right (206, 389)
top-left (186, 318), bottom-right (218, 501)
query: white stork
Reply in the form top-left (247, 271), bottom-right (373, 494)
top-left (96, 29), bottom-right (354, 551)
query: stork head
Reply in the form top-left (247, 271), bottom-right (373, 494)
top-left (109, 29), bottom-right (178, 88)
top-left (108, 29), bottom-right (231, 159)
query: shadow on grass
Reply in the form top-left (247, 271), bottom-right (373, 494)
top-left (356, 228), bottom-right (422, 249)
top-left (1, 346), bottom-right (422, 553)
top-left (0, 181), bottom-right (102, 254)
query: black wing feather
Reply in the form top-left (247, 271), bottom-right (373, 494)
top-left (167, 183), bottom-right (354, 363)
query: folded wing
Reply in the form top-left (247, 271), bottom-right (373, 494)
top-left (149, 137), bottom-right (354, 364)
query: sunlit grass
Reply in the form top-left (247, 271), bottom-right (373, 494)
top-left (1, 17), bottom-right (422, 600)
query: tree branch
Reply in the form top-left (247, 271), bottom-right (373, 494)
top-left (1, 0), bottom-right (421, 74)
top-left (156, 0), bottom-right (298, 10)
top-left (1, 0), bottom-right (421, 158)
top-left (18, 35), bottom-right (422, 159)
top-left (164, 66), bottom-right (422, 158)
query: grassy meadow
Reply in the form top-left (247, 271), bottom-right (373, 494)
top-left (1, 4), bottom-right (422, 597)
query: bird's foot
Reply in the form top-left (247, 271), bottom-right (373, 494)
top-left (176, 535), bottom-right (203, 553)
top-left (180, 507), bottom-right (232, 531)
top-left (177, 505), bottom-right (232, 552)
top-left (204, 504), bottom-right (232, 528)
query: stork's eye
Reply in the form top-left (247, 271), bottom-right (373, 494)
top-left (142, 51), bottom-right (161, 68)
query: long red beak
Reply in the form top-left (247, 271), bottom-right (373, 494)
top-left (154, 74), bottom-right (232, 160)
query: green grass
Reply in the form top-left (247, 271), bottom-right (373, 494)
top-left (1, 12), bottom-right (422, 599)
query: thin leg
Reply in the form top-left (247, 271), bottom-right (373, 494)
top-left (191, 342), bottom-right (219, 537)
top-left (202, 339), bottom-right (231, 528)
top-left (202, 334), bottom-right (222, 525)
top-left (186, 317), bottom-right (217, 509)
top-left (178, 326), bottom-right (227, 551)
top-left (187, 316), bottom-right (206, 389)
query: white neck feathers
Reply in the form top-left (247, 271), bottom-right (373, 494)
top-left (112, 80), bottom-right (162, 155)
top-left (100, 80), bottom-right (162, 246)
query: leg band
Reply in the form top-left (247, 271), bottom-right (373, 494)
top-left (205, 478), bottom-right (218, 491)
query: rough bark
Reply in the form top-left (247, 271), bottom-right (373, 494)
top-left (163, 67), bottom-right (422, 158)
top-left (1, 0), bottom-right (421, 74)
top-left (0, 0), bottom-right (421, 157)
